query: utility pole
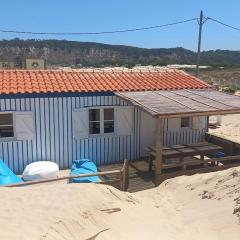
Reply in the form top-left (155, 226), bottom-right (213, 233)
top-left (196, 10), bottom-right (204, 77)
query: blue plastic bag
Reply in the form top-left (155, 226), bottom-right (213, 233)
top-left (69, 159), bottom-right (100, 183)
top-left (0, 160), bottom-right (22, 185)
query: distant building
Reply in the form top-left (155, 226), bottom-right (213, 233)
top-left (0, 61), bottom-right (14, 69)
top-left (25, 59), bottom-right (46, 69)
top-left (0, 58), bottom-right (46, 69)
top-left (0, 60), bottom-right (22, 69)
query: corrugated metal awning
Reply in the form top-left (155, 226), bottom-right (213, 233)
top-left (115, 89), bottom-right (240, 118)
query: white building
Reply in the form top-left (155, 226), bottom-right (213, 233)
top-left (0, 69), bottom-right (232, 174)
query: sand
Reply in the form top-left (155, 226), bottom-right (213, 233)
top-left (1, 166), bottom-right (240, 240)
top-left (209, 114), bottom-right (240, 143)
top-left (1, 114), bottom-right (240, 239)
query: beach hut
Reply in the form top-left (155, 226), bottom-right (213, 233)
top-left (0, 69), bottom-right (240, 175)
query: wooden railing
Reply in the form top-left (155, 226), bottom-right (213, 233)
top-left (4, 159), bottom-right (130, 191)
top-left (206, 133), bottom-right (240, 156)
top-left (157, 154), bottom-right (240, 185)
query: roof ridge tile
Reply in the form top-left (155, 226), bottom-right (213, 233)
top-left (0, 69), bottom-right (210, 95)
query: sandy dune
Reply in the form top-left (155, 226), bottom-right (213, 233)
top-left (0, 166), bottom-right (240, 240)
top-left (209, 114), bottom-right (240, 143)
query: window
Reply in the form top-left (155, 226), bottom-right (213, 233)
top-left (89, 109), bottom-right (100, 134)
top-left (181, 117), bottom-right (191, 128)
top-left (104, 108), bottom-right (114, 133)
top-left (0, 113), bottom-right (14, 138)
top-left (89, 108), bottom-right (114, 135)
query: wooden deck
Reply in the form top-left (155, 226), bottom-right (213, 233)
top-left (56, 138), bottom-right (240, 193)
top-left (98, 142), bottom-right (227, 192)
top-left (99, 155), bottom-right (240, 192)
top-left (98, 160), bottom-right (155, 193)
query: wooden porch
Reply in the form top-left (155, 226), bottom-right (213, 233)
top-left (99, 160), bottom-right (155, 192)
top-left (116, 89), bottom-right (240, 184)
top-left (99, 156), bottom-right (240, 193)
top-left (6, 135), bottom-right (240, 192)
top-left (99, 140), bottom-right (240, 192)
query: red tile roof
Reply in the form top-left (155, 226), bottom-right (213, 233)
top-left (0, 69), bottom-right (210, 94)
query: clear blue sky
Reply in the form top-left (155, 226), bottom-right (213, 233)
top-left (1, 0), bottom-right (240, 51)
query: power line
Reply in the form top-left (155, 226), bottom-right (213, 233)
top-left (0, 18), bottom-right (198, 35)
top-left (1, 16), bottom-right (240, 36)
top-left (207, 17), bottom-right (240, 32)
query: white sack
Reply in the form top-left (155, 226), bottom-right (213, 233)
top-left (22, 161), bottom-right (59, 181)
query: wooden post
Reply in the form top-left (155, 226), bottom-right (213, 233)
top-left (196, 10), bottom-right (204, 77)
top-left (230, 142), bottom-right (235, 156)
top-left (120, 159), bottom-right (129, 191)
top-left (119, 170), bottom-right (123, 190)
top-left (155, 117), bottom-right (164, 185)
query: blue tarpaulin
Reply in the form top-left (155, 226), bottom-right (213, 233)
top-left (215, 151), bottom-right (225, 158)
top-left (69, 159), bottom-right (100, 183)
top-left (0, 160), bottom-right (23, 185)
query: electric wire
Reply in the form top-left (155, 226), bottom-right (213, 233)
top-left (207, 17), bottom-right (240, 32)
top-left (0, 18), bottom-right (198, 35)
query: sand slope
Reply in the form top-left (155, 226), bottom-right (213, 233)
top-left (209, 114), bottom-right (240, 143)
top-left (0, 167), bottom-right (240, 240)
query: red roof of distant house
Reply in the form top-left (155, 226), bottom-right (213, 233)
top-left (0, 69), bottom-right (210, 94)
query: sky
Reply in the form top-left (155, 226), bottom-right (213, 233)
top-left (1, 0), bottom-right (240, 51)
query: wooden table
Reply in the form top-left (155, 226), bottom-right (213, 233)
top-left (147, 142), bottom-right (223, 171)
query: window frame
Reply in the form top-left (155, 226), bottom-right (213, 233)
top-left (103, 108), bottom-right (115, 134)
top-left (88, 108), bottom-right (101, 135)
top-left (180, 117), bottom-right (192, 128)
top-left (88, 107), bottom-right (115, 137)
top-left (0, 112), bottom-right (16, 141)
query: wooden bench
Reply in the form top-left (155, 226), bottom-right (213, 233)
top-left (149, 155), bottom-right (204, 171)
top-left (148, 153), bottom-right (240, 172)
top-left (145, 142), bottom-right (224, 172)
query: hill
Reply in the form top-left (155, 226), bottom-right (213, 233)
top-left (1, 38), bottom-right (240, 67)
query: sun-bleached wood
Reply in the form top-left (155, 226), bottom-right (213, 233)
top-left (115, 89), bottom-right (240, 118)
top-left (155, 117), bottom-right (164, 185)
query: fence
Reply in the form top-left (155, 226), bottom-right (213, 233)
top-left (4, 159), bottom-right (130, 191)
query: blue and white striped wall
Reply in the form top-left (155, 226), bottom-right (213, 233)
top-left (0, 92), bottom-right (207, 174)
top-left (0, 93), bottom-right (141, 174)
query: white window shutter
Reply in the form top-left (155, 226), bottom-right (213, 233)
top-left (192, 117), bottom-right (206, 129)
top-left (15, 112), bottom-right (35, 140)
top-left (73, 109), bottom-right (89, 139)
top-left (116, 106), bottom-right (133, 136)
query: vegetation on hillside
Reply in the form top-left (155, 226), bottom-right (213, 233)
top-left (1, 38), bottom-right (240, 67)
